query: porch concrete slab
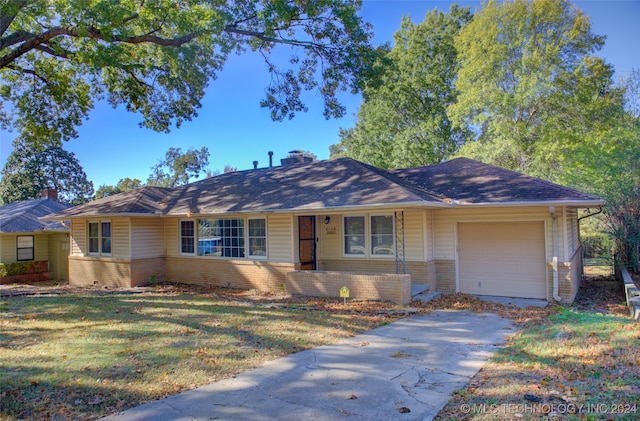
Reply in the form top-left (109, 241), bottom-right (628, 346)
top-left (101, 310), bottom-right (515, 421)
top-left (411, 283), bottom-right (430, 296)
top-left (413, 292), bottom-right (442, 303)
top-left (475, 295), bottom-right (549, 308)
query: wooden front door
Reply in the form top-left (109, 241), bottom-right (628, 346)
top-left (298, 216), bottom-right (316, 270)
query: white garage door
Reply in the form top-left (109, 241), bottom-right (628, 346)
top-left (458, 222), bottom-right (546, 299)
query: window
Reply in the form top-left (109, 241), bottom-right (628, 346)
top-left (248, 218), bottom-right (267, 257)
top-left (89, 222), bottom-right (99, 253)
top-left (371, 215), bottom-right (394, 255)
top-left (343, 214), bottom-right (395, 257)
top-left (198, 218), bottom-right (245, 258)
top-left (344, 216), bottom-right (365, 255)
top-left (88, 221), bottom-right (112, 255)
top-left (101, 222), bottom-right (112, 254)
top-left (181, 221), bottom-right (195, 254)
top-left (17, 236), bottom-right (34, 261)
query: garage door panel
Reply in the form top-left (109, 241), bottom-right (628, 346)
top-left (458, 222), bottom-right (546, 299)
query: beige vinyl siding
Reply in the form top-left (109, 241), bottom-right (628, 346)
top-left (267, 214), bottom-right (294, 262)
top-left (320, 215), bottom-right (341, 260)
top-left (565, 207), bottom-right (579, 257)
top-left (70, 218), bottom-right (130, 258)
top-left (1, 234), bottom-right (12, 262)
top-left (71, 220), bottom-right (86, 256)
top-left (111, 218), bottom-right (131, 259)
top-left (131, 217), bottom-right (165, 259)
top-left (32, 234), bottom-right (48, 261)
top-left (165, 218), bottom-right (179, 257)
top-left (319, 210), bottom-right (426, 262)
top-left (165, 215), bottom-right (293, 262)
top-left (403, 210), bottom-right (425, 261)
top-left (433, 206), bottom-right (555, 261)
top-left (0, 233), bottom-right (48, 263)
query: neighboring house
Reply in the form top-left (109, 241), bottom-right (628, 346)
top-left (0, 189), bottom-right (72, 282)
top-left (43, 157), bottom-right (603, 304)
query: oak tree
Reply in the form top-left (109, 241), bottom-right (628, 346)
top-left (1, 0), bottom-right (375, 145)
top-left (333, 5), bottom-right (472, 168)
top-left (0, 137), bottom-right (94, 204)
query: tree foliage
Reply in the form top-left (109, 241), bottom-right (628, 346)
top-left (147, 146), bottom-right (209, 187)
top-left (94, 177), bottom-right (143, 199)
top-left (332, 5), bottom-right (472, 168)
top-left (0, 0), bottom-right (375, 145)
top-left (0, 137), bottom-right (94, 205)
top-left (584, 71), bottom-right (640, 271)
top-left (450, 0), bottom-right (613, 180)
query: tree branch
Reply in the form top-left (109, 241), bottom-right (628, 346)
top-left (223, 24), bottom-right (326, 51)
top-left (6, 63), bottom-right (51, 85)
top-left (0, 0), bottom-right (32, 39)
top-left (34, 43), bottom-right (70, 60)
top-left (0, 24), bottom-right (197, 69)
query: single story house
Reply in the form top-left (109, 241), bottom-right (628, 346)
top-left (43, 157), bottom-right (603, 304)
top-left (0, 189), bottom-right (71, 282)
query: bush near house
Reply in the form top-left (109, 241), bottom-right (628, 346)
top-left (0, 261), bottom-right (50, 283)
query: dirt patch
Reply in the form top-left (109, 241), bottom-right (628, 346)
top-left (572, 275), bottom-right (628, 316)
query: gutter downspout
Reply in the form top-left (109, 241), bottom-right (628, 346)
top-left (550, 206), bottom-right (562, 302)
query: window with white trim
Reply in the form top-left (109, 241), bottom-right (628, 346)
top-left (371, 215), bottom-right (394, 255)
top-left (343, 214), bottom-right (395, 257)
top-left (180, 217), bottom-right (268, 259)
top-left (180, 221), bottom-right (195, 254)
top-left (248, 218), bottom-right (267, 257)
top-left (197, 218), bottom-right (245, 258)
top-left (17, 235), bottom-right (34, 261)
top-left (344, 216), bottom-right (365, 255)
top-left (88, 221), bottom-right (112, 255)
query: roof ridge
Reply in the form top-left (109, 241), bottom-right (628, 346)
top-left (349, 159), bottom-right (447, 203)
top-left (455, 158), bottom-right (600, 199)
top-left (0, 200), bottom-right (38, 231)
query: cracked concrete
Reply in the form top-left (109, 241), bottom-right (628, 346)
top-left (100, 310), bottom-right (515, 421)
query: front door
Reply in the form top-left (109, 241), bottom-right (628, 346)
top-left (298, 216), bottom-right (316, 270)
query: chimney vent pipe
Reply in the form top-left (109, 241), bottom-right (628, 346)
top-left (253, 160), bottom-right (258, 169)
top-left (268, 151), bottom-right (273, 168)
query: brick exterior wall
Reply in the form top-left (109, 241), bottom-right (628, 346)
top-left (319, 259), bottom-right (430, 285)
top-left (434, 259), bottom-right (456, 293)
top-left (130, 258), bottom-right (167, 287)
top-left (69, 256), bottom-right (132, 288)
top-left (286, 271), bottom-right (412, 305)
top-left (166, 257), bottom-right (294, 291)
top-left (546, 255), bottom-right (581, 304)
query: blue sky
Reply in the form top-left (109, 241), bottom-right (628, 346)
top-left (0, 0), bottom-right (638, 189)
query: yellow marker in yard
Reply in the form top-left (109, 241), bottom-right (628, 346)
top-left (340, 286), bottom-right (349, 305)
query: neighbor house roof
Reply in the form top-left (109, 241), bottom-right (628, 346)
top-left (43, 157), bottom-right (603, 220)
top-left (0, 198), bottom-right (72, 233)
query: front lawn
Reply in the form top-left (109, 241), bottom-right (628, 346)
top-left (431, 277), bottom-right (640, 420)
top-left (0, 286), bottom-right (406, 420)
top-left (2, 277), bottom-right (638, 421)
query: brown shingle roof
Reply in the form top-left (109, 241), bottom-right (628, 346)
top-left (44, 157), bottom-right (602, 220)
top-left (391, 157), bottom-right (602, 204)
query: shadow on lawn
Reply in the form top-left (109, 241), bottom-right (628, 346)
top-left (434, 275), bottom-right (640, 421)
top-left (1, 293), bottom-right (380, 420)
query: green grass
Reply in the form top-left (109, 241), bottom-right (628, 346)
top-left (0, 291), bottom-right (401, 420)
top-left (437, 306), bottom-right (640, 420)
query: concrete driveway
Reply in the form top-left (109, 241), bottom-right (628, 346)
top-left (101, 310), bottom-right (515, 421)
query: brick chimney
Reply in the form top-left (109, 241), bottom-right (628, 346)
top-left (40, 188), bottom-right (58, 200)
top-left (281, 150), bottom-right (315, 166)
